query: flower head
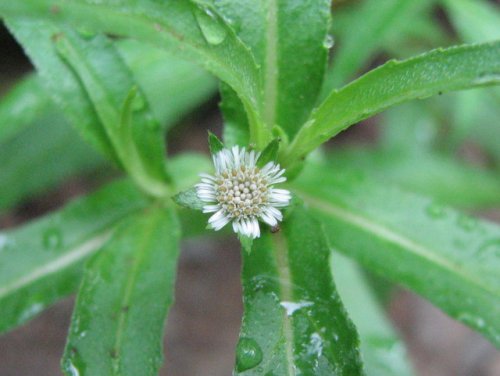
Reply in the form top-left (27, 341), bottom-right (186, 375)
top-left (196, 146), bottom-right (291, 238)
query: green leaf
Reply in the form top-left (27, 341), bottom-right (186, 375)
top-left (0, 108), bottom-right (107, 212)
top-left (379, 101), bottom-right (438, 153)
top-left (324, 0), bottom-right (435, 92)
top-left (210, 0), bottom-right (331, 142)
top-left (443, 0), bottom-right (500, 43)
top-left (173, 187), bottom-right (205, 211)
top-left (5, 18), bottom-right (120, 164)
top-left (0, 40), bottom-right (216, 211)
top-left (236, 204), bottom-right (364, 374)
top-left (443, 0), bottom-right (500, 167)
top-left (293, 162), bottom-right (500, 346)
top-left (286, 41), bottom-right (500, 165)
top-left (256, 138), bottom-right (280, 168)
top-left (238, 234), bottom-right (253, 254)
top-left (328, 147), bottom-right (500, 209)
top-left (61, 205), bottom-right (180, 376)
top-left (0, 0), bottom-right (263, 145)
top-left (0, 75), bottom-right (51, 144)
top-left (115, 39), bottom-right (217, 131)
top-left (220, 82), bottom-right (251, 147)
top-left (0, 180), bottom-right (149, 334)
top-left (332, 253), bottom-right (414, 376)
top-left (168, 152), bottom-right (212, 192)
top-left (53, 29), bottom-right (171, 196)
top-left (208, 131), bottom-right (225, 154)
top-left (381, 9), bottom-right (449, 60)
top-left (0, 153), bottom-right (208, 334)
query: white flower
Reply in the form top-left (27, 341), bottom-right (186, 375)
top-left (196, 146), bottom-right (291, 238)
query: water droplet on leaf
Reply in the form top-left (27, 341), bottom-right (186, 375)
top-left (472, 72), bottom-right (500, 86)
top-left (307, 332), bottom-right (323, 357)
top-left (280, 300), bottom-right (313, 316)
top-left (426, 202), bottom-right (445, 219)
top-left (43, 228), bottom-right (63, 251)
top-left (457, 313), bottom-right (485, 329)
top-left (236, 337), bottom-right (263, 372)
top-left (76, 27), bottom-right (96, 40)
top-left (195, 8), bottom-right (228, 45)
top-left (67, 362), bottom-right (81, 376)
top-left (323, 34), bottom-right (334, 49)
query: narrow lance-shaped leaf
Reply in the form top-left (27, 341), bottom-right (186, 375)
top-left (62, 205), bottom-right (180, 376)
top-left (235, 204), bottom-right (364, 375)
top-left (292, 162), bottom-right (500, 346)
top-left (5, 18), bottom-right (120, 164)
top-left (0, 0), bottom-right (263, 143)
top-left (256, 138), bottom-right (280, 168)
top-left (351, 101), bottom-right (500, 209)
top-left (0, 180), bottom-right (149, 334)
top-left (115, 39), bottom-right (217, 131)
top-left (442, 0), bottom-right (500, 43)
top-left (208, 131), bottom-right (225, 154)
top-left (220, 82), bottom-right (251, 147)
top-left (0, 75), bottom-right (51, 144)
top-left (0, 39), bottom-right (217, 211)
top-left (209, 0), bottom-right (331, 147)
top-left (53, 29), bottom-right (171, 196)
top-left (327, 146), bottom-right (500, 209)
top-left (285, 41), bottom-right (500, 165)
top-left (0, 108), bottom-right (106, 212)
top-left (443, 0), bottom-right (500, 165)
top-left (323, 0), bottom-right (435, 93)
top-left (0, 153), bottom-right (208, 335)
top-left (332, 252), bottom-right (414, 376)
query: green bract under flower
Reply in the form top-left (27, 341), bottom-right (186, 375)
top-left (196, 146), bottom-right (291, 238)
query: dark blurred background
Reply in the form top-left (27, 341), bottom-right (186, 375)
top-left (1, 6), bottom-right (500, 374)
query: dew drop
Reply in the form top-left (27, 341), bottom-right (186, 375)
top-left (307, 332), bottom-right (323, 357)
top-left (194, 8), bottom-right (228, 45)
top-left (323, 34), bottom-right (334, 49)
top-left (425, 202), bottom-right (446, 219)
top-left (472, 72), bottom-right (500, 86)
top-left (19, 302), bottom-right (44, 323)
top-left (67, 362), bottom-right (81, 376)
top-left (43, 227), bottom-right (63, 251)
top-left (280, 300), bottom-right (313, 316)
top-left (76, 26), bottom-right (96, 40)
top-left (457, 313), bottom-right (485, 329)
top-left (236, 337), bottom-right (263, 372)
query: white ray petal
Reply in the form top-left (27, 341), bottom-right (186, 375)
top-left (260, 211), bottom-right (278, 226)
top-left (208, 210), bottom-right (231, 230)
top-left (250, 217), bottom-right (260, 238)
top-left (202, 205), bottom-right (220, 213)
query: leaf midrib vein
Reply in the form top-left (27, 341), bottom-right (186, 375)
top-left (298, 190), bottom-right (498, 297)
top-left (0, 231), bottom-right (111, 300)
top-left (111, 212), bottom-right (160, 374)
top-left (273, 231), bottom-right (296, 376)
top-left (263, 0), bottom-right (278, 127)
